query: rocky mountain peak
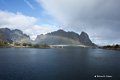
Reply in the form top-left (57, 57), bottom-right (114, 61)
top-left (80, 31), bottom-right (89, 38)
top-left (57, 29), bottom-right (65, 32)
top-left (12, 29), bottom-right (23, 34)
top-left (35, 29), bottom-right (96, 46)
top-left (0, 28), bottom-right (31, 43)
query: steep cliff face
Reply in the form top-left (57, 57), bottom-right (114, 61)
top-left (35, 29), bottom-right (96, 46)
top-left (79, 31), bottom-right (95, 46)
top-left (0, 28), bottom-right (31, 43)
top-left (0, 28), bottom-right (13, 43)
top-left (10, 29), bottom-right (31, 43)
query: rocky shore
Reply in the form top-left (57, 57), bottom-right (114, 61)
top-left (99, 44), bottom-right (120, 50)
top-left (0, 42), bottom-right (51, 49)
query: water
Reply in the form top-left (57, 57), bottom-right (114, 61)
top-left (0, 47), bottom-right (120, 80)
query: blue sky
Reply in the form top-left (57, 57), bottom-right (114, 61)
top-left (0, 0), bottom-right (59, 40)
top-left (0, 0), bottom-right (120, 45)
top-left (0, 0), bottom-right (57, 25)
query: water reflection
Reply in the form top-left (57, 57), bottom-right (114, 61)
top-left (0, 47), bottom-right (120, 80)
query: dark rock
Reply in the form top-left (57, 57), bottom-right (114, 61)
top-left (35, 29), bottom-right (96, 46)
top-left (0, 28), bottom-right (31, 43)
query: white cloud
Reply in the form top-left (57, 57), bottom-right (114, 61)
top-left (24, 0), bottom-right (35, 10)
top-left (0, 10), bottom-right (57, 40)
top-left (36, 0), bottom-right (120, 45)
top-left (24, 24), bottom-right (58, 39)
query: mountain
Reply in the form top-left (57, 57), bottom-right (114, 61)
top-left (35, 29), bottom-right (96, 46)
top-left (0, 28), bottom-right (13, 43)
top-left (10, 29), bottom-right (31, 43)
top-left (0, 28), bottom-right (96, 46)
top-left (0, 28), bottom-right (31, 43)
top-left (79, 31), bottom-right (95, 46)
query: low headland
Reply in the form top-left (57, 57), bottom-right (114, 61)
top-left (0, 41), bottom-right (51, 49)
top-left (99, 44), bottom-right (120, 50)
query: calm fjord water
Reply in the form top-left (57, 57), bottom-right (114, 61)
top-left (0, 47), bottom-right (120, 80)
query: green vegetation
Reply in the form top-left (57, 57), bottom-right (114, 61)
top-left (0, 41), bottom-right (50, 49)
top-left (14, 43), bottom-right (50, 48)
top-left (14, 43), bottom-right (32, 47)
top-left (33, 44), bottom-right (50, 48)
top-left (14, 43), bottom-right (21, 46)
top-left (22, 43), bottom-right (32, 47)
top-left (100, 44), bottom-right (120, 50)
top-left (27, 43), bottom-right (32, 47)
top-left (0, 41), bottom-right (9, 46)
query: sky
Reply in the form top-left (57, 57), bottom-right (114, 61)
top-left (0, 0), bottom-right (120, 45)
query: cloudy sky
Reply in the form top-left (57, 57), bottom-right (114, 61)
top-left (0, 0), bottom-right (120, 45)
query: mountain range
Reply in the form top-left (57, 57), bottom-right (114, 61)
top-left (0, 28), bottom-right (96, 46)
top-left (0, 28), bottom-right (31, 43)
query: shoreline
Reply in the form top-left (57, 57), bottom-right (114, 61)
top-left (0, 45), bottom-right (51, 49)
top-left (99, 47), bottom-right (120, 50)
